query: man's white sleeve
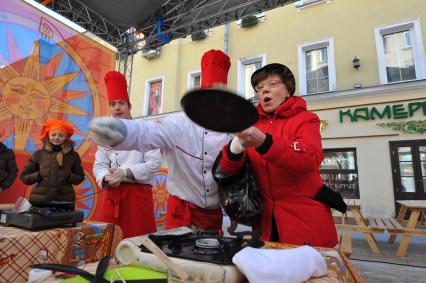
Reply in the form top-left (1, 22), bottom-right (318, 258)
top-left (127, 149), bottom-right (162, 183)
top-left (93, 147), bottom-right (111, 188)
top-left (114, 114), bottom-right (184, 152)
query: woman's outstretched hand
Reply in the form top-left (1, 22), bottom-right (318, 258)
top-left (236, 126), bottom-right (266, 149)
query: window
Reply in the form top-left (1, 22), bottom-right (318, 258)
top-left (375, 19), bottom-right (426, 84)
top-left (237, 54), bottom-right (266, 104)
top-left (403, 31), bottom-right (412, 48)
top-left (244, 62), bottom-right (261, 103)
top-left (390, 140), bottom-right (426, 201)
top-left (383, 30), bottom-right (416, 82)
top-left (298, 38), bottom-right (336, 95)
top-left (144, 77), bottom-right (164, 116)
top-left (306, 47), bottom-right (329, 93)
top-left (187, 71), bottom-right (201, 89)
top-left (320, 148), bottom-right (360, 199)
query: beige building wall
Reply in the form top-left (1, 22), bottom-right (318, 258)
top-left (129, 0), bottom-right (426, 217)
top-left (130, 0), bottom-right (426, 114)
top-left (130, 27), bottom-right (228, 116)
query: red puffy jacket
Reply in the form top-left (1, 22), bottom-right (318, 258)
top-left (220, 96), bottom-right (338, 247)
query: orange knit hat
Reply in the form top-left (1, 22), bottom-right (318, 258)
top-left (40, 119), bottom-right (75, 140)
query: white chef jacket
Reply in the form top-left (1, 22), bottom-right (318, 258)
top-left (113, 113), bottom-right (231, 209)
top-left (93, 147), bottom-right (162, 188)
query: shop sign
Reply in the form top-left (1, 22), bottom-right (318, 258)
top-left (339, 101), bottom-right (426, 123)
top-left (323, 179), bottom-right (359, 199)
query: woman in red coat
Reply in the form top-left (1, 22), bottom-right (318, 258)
top-left (219, 63), bottom-right (338, 247)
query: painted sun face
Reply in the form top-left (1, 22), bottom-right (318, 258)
top-left (0, 41), bottom-right (88, 150)
top-left (3, 77), bottom-right (51, 119)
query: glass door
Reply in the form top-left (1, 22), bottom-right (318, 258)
top-left (390, 140), bottom-right (426, 202)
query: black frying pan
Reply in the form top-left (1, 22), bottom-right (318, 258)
top-left (180, 88), bottom-right (258, 133)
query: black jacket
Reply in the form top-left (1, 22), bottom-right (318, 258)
top-left (0, 142), bottom-right (18, 191)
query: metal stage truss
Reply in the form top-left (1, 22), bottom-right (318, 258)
top-left (36, 0), bottom-right (296, 78)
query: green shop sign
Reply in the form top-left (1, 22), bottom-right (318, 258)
top-left (339, 101), bottom-right (426, 123)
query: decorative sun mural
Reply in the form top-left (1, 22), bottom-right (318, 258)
top-left (152, 169), bottom-right (168, 228)
top-left (0, 1), bottom-right (113, 220)
top-left (0, 40), bottom-right (88, 151)
top-left (74, 173), bottom-right (98, 219)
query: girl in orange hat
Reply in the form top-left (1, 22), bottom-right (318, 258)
top-left (21, 119), bottom-right (85, 206)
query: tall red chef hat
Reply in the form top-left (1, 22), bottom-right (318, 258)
top-left (104, 71), bottom-right (130, 104)
top-left (200, 49), bottom-right (231, 88)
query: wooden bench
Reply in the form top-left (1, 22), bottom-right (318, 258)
top-left (369, 217), bottom-right (426, 236)
top-left (336, 232), bottom-right (352, 257)
top-left (336, 201), bottom-right (426, 257)
top-left (335, 205), bottom-right (385, 255)
top-left (368, 217), bottom-right (403, 235)
top-left (389, 201), bottom-right (426, 256)
top-left (368, 216), bottom-right (426, 256)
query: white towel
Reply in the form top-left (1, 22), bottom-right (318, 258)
top-left (232, 246), bottom-right (327, 283)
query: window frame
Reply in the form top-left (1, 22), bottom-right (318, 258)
top-left (320, 148), bottom-right (360, 199)
top-left (374, 18), bottom-right (426, 84)
top-left (237, 54), bottom-right (266, 103)
top-left (297, 37), bottom-right (336, 96)
top-left (143, 76), bottom-right (165, 116)
top-left (187, 70), bottom-right (201, 89)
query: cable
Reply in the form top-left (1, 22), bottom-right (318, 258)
top-left (349, 257), bottom-right (426, 269)
top-left (75, 188), bottom-right (109, 201)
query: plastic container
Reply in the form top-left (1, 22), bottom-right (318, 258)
top-left (27, 268), bottom-right (53, 282)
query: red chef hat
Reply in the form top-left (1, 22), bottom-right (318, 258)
top-left (104, 71), bottom-right (130, 104)
top-left (40, 119), bottom-right (74, 140)
top-left (200, 49), bottom-right (231, 88)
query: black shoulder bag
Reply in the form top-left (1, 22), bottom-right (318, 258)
top-left (212, 152), bottom-right (263, 226)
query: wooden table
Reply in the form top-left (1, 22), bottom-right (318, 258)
top-left (335, 203), bottom-right (384, 255)
top-left (389, 200), bottom-right (426, 257)
top-left (38, 243), bottom-right (364, 283)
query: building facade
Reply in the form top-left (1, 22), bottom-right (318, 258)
top-left (129, 0), bottom-right (426, 217)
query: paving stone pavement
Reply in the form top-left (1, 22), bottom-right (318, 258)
top-left (348, 232), bottom-right (426, 282)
